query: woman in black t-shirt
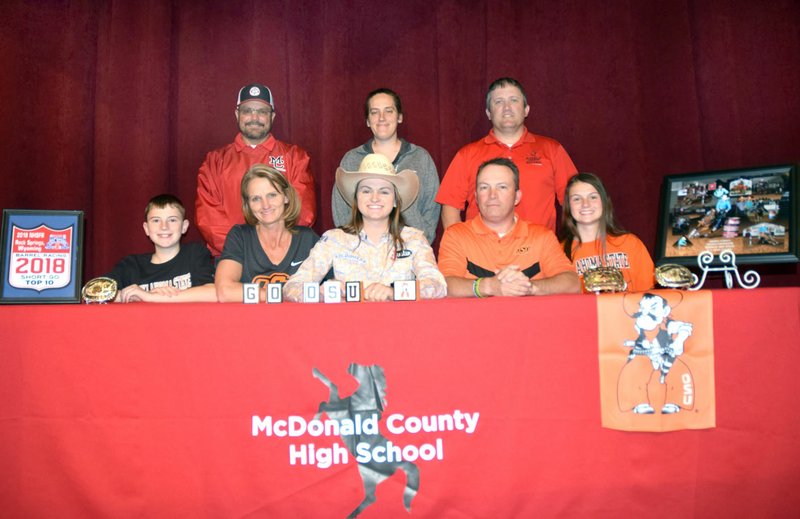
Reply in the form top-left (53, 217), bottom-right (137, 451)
top-left (215, 164), bottom-right (319, 302)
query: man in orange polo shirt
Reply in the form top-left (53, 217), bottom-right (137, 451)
top-left (438, 158), bottom-right (580, 297)
top-left (195, 83), bottom-right (316, 256)
top-left (436, 77), bottom-right (577, 232)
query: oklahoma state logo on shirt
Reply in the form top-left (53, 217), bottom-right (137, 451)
top-left (252, 272), bottom-right (289, 285)
top-left (575, 253), bottom-right (631, 275)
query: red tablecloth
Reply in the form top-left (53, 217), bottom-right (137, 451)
top-left (1, 288), bottom-right (798, 517)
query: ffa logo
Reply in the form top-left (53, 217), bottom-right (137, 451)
top-left (269, 155), bottom-right (286, 172)
top-left (525, 151), bottom-right (542, 165)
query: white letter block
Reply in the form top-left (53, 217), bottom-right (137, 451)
top-left (393, 280), bottom-right (417, 301)
top-left (303, 282), bottom-right (320, 303)
top-left (243, 283), bottom-right (259, 304)
top-left (323, 281), bottom-right (341, 303)
top-left (266, 283), bottom-right (283, 304)
top-left (345, 281), bottom-right (362, 302)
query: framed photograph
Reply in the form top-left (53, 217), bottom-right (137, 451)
top-left (1, 210), bottom-right (84, 304)
top-left (655, 164), bottom-right (798, 266)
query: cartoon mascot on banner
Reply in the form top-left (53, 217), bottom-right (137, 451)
top-left (619, 292), bottom-right (695, 415)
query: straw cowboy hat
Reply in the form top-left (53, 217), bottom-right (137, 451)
top-left (335, 153), bottom-right (419, 211)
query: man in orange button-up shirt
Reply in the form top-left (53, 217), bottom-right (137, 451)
top-left (439, 158), bottom-right (580, 298)
top-left (195, 83), bottom-right (316, 256)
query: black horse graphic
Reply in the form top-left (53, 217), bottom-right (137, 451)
top-left (313, 364), bottom-right (419, 518)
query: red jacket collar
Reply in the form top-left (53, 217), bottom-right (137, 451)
top-left (233, 132), bottom-right (276, 152)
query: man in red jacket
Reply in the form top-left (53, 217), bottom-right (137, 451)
top-left (195, 83), bottom-right (316, 256)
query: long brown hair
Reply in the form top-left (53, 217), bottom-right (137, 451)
top-left (340, 182), bottom-right (407, 253)
top-left (560, 173), bottom-right (627, 260)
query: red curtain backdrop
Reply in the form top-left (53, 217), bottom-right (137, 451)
top-left (1, 0), bottom-right (799, 283)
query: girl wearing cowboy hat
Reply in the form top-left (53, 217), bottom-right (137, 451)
top-left (284, 154), bottom-right (446, 302)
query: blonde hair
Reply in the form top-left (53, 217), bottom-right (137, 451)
top-left (240, 164), bottom-right (300, 230)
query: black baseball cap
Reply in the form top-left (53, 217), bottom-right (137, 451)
top-left (237, 83), bottom-right (274, 108)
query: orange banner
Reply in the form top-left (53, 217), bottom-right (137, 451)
top-left (598, 290), bottom-right (715, 432)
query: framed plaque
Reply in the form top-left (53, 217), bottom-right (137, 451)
top-left (1, 210), bottom-right (84, 304)
top-left (655, 164), bottom-right (798, 266)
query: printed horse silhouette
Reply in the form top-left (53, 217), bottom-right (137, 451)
top-left (313, 364), bottom-right (419, 518)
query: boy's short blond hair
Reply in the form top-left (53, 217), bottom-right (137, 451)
top-left (144, 194), bottom-right (186, 220)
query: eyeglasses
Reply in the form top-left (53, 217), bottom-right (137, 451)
top-left (238, 107), bottom-right (273, 117)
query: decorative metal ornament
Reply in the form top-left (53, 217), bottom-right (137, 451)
top-left (655, 264), bottom-right (696, 289)
top-left (583, 267), bottom-right (627, 293)
top-left (81, 277), bottom-right (118, 303)
top-left (688, 250), bottom-right (760, 290)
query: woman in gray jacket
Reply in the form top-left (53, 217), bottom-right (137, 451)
top-left (332, 88), bottom-right (440, 244)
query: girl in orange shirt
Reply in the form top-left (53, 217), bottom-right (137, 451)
top-left (560, 173), bottom-right (655, 292)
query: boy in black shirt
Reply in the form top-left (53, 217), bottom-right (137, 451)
top-left (105, 194), bottom-right (216, 302)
